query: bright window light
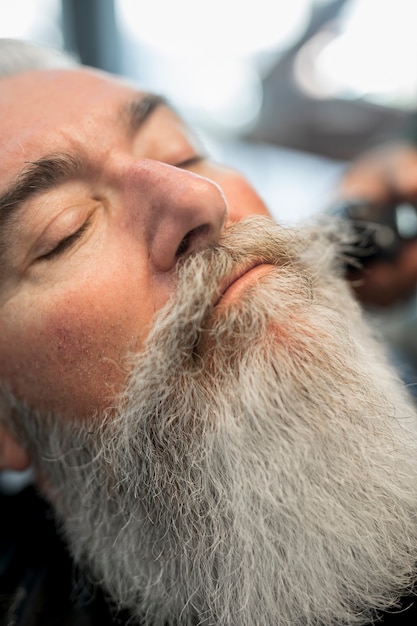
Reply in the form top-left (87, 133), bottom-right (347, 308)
top-left (296, 0), bottom-right (417, 108)
top-left (117, 0), bottom-right (311, 58)
top-left (0, 0), bottom-right (63, 47)
top-left (116, 0), bottom-right (312, 135)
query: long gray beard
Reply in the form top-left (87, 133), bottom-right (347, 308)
top-left (6, 217), bottom-right (417, 625)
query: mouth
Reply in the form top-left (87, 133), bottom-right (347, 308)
top-left (214, 262), bottom-right (276, 308)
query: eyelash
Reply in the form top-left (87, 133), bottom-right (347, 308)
top-left (38, 219), bottom-right (91, 261)
top-left (176, 155), bottom-right (204, 169)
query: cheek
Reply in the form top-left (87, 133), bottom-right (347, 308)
top-left (218, 172), bottom-right (271, 223)
top-left (0, 263), bottom-right (159, 419)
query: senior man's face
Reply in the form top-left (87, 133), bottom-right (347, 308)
top-left (3, 67), bottom-right (417, 626)
top-left (0, 68), bottom-right (269, 422)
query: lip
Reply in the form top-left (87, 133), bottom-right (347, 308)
top-left (215, 262), bottom-right (275, 308)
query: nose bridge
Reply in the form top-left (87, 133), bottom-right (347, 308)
top-left (118, 158), bottom-right (228, 272)
top-left (124, 158), bottom-right (223, 213)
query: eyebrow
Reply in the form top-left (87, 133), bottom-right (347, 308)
top-left (123, 92), bottom-right (168, 135)
top-left (0, 153), bottom-right (84, 236)
top-left (0, 92), bottom-right (167, 255)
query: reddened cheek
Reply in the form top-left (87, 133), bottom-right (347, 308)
top-left (0, 247), bottom-right (169, 419)
top-left (194, 161), bottom-right (270, 223)
top-left (0, 297), bottom-right (135, 419)
top-left (217, 173), bottom-right (270, 223)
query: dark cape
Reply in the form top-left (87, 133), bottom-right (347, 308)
top-left (0, 485), bottom-right (130, 626)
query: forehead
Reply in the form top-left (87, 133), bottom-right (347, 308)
top-left (0, 69), bottom-right (162, 187)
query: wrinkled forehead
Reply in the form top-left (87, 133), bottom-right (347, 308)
top-left (0, 68), bottom-right (148, 185)
top-left (0, 66), bottom-right (141, 120)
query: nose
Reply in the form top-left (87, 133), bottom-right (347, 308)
top-left (120, 159), bottom-right (228, 273)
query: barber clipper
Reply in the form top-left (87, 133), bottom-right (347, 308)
top-left (330, 198), bottom-right (417, 380)
top-left (330, 198), bottom-right (417, 270)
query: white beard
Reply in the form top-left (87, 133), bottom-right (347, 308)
top-left (6, 217), bottom-right (417, 625)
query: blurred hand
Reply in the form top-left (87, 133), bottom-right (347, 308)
top-left (349, 243), bottom-right (417, 307)
top-left (339, 141), bottom-right (417, 202)
top-left (337, 142), bottom-right (417, 307)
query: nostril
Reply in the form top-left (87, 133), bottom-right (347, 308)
top-left (176, 224), bottom-right (210, 258)
top-left (176, 232), bottom-right (191, 257)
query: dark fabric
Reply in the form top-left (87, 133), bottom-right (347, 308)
top-left (377, 596), bottom-right (417, 625)
top-left (0, 486), bottom-right (132, 626)
top-left (1, 486), bottom-right (417, 625)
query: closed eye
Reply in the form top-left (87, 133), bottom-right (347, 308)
top-left (175, 155), bottom-right (205, 169)
top-left (37, 219), bottom-right (91, 261)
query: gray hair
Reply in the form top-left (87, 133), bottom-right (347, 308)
top-left (0, 38), bottom-right (78, 78)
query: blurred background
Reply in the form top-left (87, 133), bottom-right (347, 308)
top-left (2, 0), bottom-right (417, 224)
